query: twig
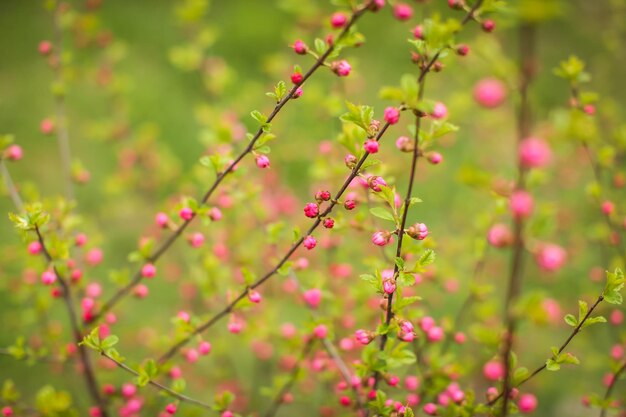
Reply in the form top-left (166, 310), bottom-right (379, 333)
top-left (92, 4), bottom-right (372, 323)
top-left (372, 0), bottom-right (484, 391)
top-left (487, 294), bottom-right (604, 406)
top-left (156, 121), bottom-right (393, 364)
top-left (0, 159), bottom-right (24, 211)
top-left (34, 226), bottom-right (109, 417)
top-left (52, 8), bottom-right (74, 201)
top-left (100, 351), bottom-right (213, 410)
top-left (498, 22), bottom-right (535, 417)
top-left (262, 339), bottom-right (315, 417)
top-left (599, 360), bottom-right (626, 417)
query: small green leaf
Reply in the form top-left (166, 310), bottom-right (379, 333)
top-left (564, 314), bottom-right (577, 327)
top-left (369, 207), bottom-right (395, 222)
top-left (250, 110), bottom-right (267, 124)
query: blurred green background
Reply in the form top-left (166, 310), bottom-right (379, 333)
top-left (1, 0), bottom-right (626, 416)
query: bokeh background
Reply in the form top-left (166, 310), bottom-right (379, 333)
top-left (1, 0), bottom-right (626, 416)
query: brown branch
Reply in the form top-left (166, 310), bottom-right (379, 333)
top-left (262, 339), bottom-right (315, 417)
top-left (498, 22), bottom-right (535, 417)
top-left (599, 360), bottom-right (626, 417)
top-left (34, 226), bottom-right (109, 417)
top-left (372, 0), bottom-right (484, 391)
top-left (92, 3), bottom-right (372, 323)
top-left (100, 351), bottom-right (213, 410)
top-left (487, 293), bottom-right (605, 407)
top-left (0, 159), bottom-right (24, 211)
top-left (156, 121), bottom-right (393, 364)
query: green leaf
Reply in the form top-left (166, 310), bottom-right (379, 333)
top-left (578, 300), bottom-right (589, 322)
top-left (369, 207), bottom-right (395, 222)
top-left (564, 314), bottom-right (577, 327)
top-left (546, 358), bottom-right (560, 371)
top-left (250, 110), bottom-right (267, 124)
top-left (603, 268), bottom-right (624, 304)
top-left (418, 249), bottom-right (435, 267)
top-left (314, 38), bottom-right (326, 54)
top-left (101, 335), bottom-right (119, 350)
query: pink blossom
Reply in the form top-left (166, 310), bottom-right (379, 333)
top-left (535, 244), bottom-right (566, 272)
top-left (519, 137), bottom-right (552, 168)
top-left (474, 78), bottom-right (506, 108)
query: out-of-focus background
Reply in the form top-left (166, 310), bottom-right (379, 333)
top-left (1, 0), bottom-right (625, 415)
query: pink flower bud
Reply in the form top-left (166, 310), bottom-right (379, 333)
top-left (248, 290), bottom-right (262, 303)
top-left (384, 107), bottom-right (400, 124)
top-left (583, 104), bottom-right (596, 115)
top-left (427, 152), bottom-right (443, 164)
top-left (323, 218), bottom-right (335, 229)
top-left (5, 145), bottom-right (23, 161)
top-left (293, 86), bottom-right (303, 98)
top-left (256, 155), bottom-right (270, 168)
top-left (28, 241), bottom-right (42, 255)
top-left (332, 60), bottom-right (352, 77)
top-left (344, 200), bottom-right (356, 210)
top-left (457, 44), bottom-right (470, 56)
top-left (198, 341), bottom-right (212, 355)
top-left (431, 102), bottom-right (448, 119)
top-left (75, 233), bottom-right (87, 247)
top-left (303, 288), bottom-right (322, 308)
top-left (330, 12), bottom-right (348, 28)
top-left (179, 207), bottom-right (194, 221)
top-left (454, 332), bottom-right (466, 344)
top-left (407, 223), bottom-right (428, 240)
top-left (610, 309), bottom-right (624, 325)
top-left (85, 248), bottom-right (103, 266)
top-left (291, 72), bottom-right (303, 84)
top-left (141, 263), bottom-right (156, 278)
top-left (382, 278), bottom-right (396, 294)
top-left (413, 25), bottom-right (424, 39)
top-left (368, 0), bottom-right (385, 12)
top-left (41, 270), bottom-right (57, 285)
top-left (155, 212), bottom-right (169, 228)
top-left (420, 316), bottom-right (435, 332)
top-left (134, 284), bottom-right (148, 298)
top-left (165, 403), bottom-right (177, 415)
top-left (426, 326), bottom-right (444, 342)
top-left (405, 376), bottom-right (420, 391)
top-left (189, 232), bottom-right (205, 248)
top-left (518, 393), bottom-right (537, 414)
top-left (487, 223), bottom-right (513, 248)
top-left (423, 403), bottom-right (438, 415)
top-left (509, 190), bottom-right (534, 218)
top-left (185, 348), bottom-right (199, 363)
top-left (208, 207), bottom-right (222, 221)
top-left (372, 231), bottom-right (392, 246)
top-left (602, 201), bottom-right (615, 215)
top-left (293, 40), bottom-right (307, 54)
top-left (368, 176), bottom-right (387, 192)
top-left (393, 3), bottom-right (413, 20)
top-left (121, 383), bottom-right (137, 398)
top-left (303, 235), bottom-right (317, 250)
top-left (313, 324), bottom-right (328, 338)
top-left (611, 344), bottom-right (624, 360)
top-left (534, 244), bottom-right (566, 272)
top-left (40, 118), bottom-right (55, 135)
top-left (355, 329), bottom-right (374, 345)
top-left (474, 78), bottom-right (506, 108)
top-left (364, 139), bottom-right (379, 153)
top-left (482, 19), bottom-right (496, 32)
top-left (303, 203), bottom-right (319, 218)
top-left (519, 137), bottom-right (552, 168)
top-left (38, 40), bottom-right (53, 55)
top-left (483, 360), bottom-right (504, 381)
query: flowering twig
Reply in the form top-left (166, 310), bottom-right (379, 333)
top-left (599, 360), bottom-right (626, 417)
top-left (373, 0), bottom-right (484, 391)
top-left (487, 293), bottom-right (605, 406)
top-left (52, 8), bottom-right (74, 202)
top-left (262, 339), bottom-right (315, 417)
top-left (156, 121), bottom-right (393, 364)
top-left (92, 3), bottom-right (374, 323)
top-left (499, 22), bottom-right (536, 417)
top-left (0, 158), bottom-right (24, 211)
top-left (100, 350), bottom-right (213, 411)
top-left (34, 226), bottom-right (109, 417)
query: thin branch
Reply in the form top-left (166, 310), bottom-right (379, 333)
top-left (0, 159), bottom-right (24, 211)
top-left (487, 293), bottom-right (604, 406)
top-left (92, 3), bottom-right (372, 323)
top-left (372, 0), bottom-right (484, 391)
top-left (52, 8), bottom-right (74, 201)
top-left (262, 339), bottom-right (315, 417)
top-left (599, 360), bottom-right (626, 417)
top-left (499, 22), bottom-right (535, 417)
top-left (156, 121), bottom-right (393, 364)
top-left (34, 226), bottom-right (109, 417)
top-left (100, 351), bottom-right (213, 411)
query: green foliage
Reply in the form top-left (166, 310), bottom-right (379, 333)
top-left (553, 55), bottom-right (591, 85)
top-left (603, 268), bottom-right (624, 304)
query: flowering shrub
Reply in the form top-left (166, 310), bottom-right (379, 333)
top-left (1, 1), bottom-right (625, 417)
